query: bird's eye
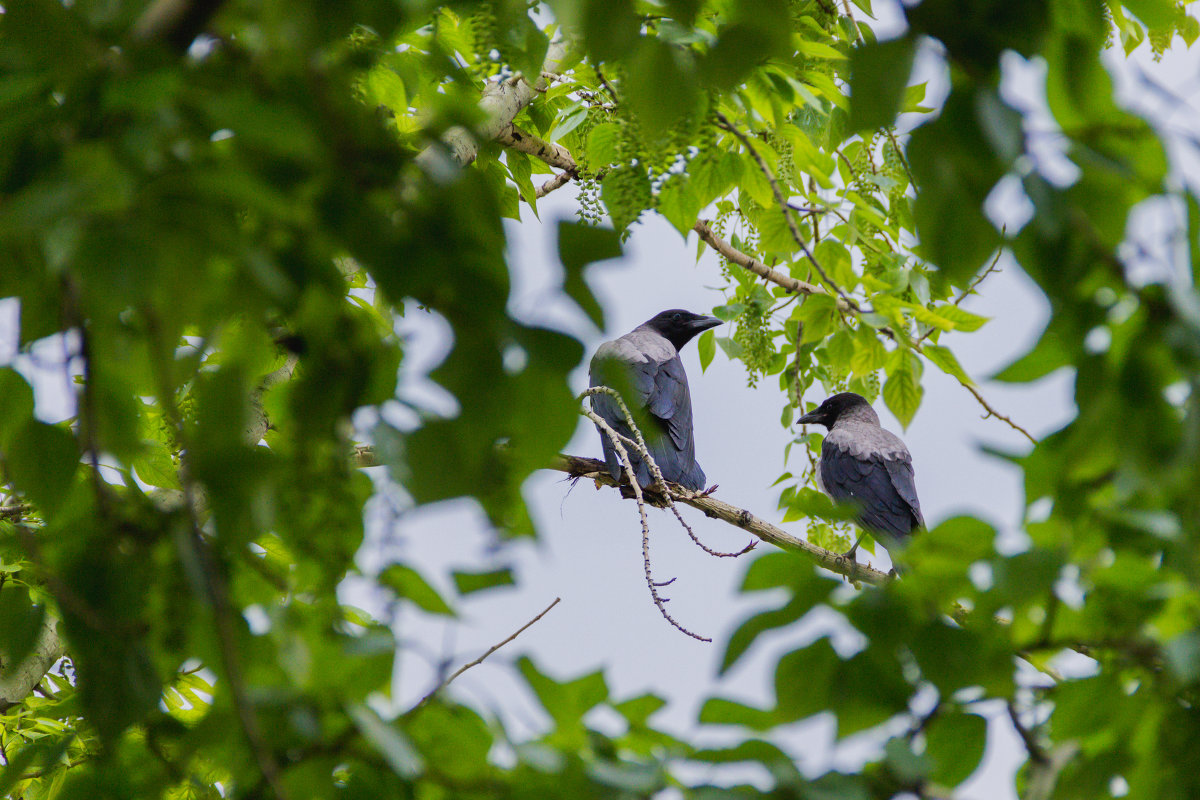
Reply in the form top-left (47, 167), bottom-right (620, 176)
top-left (673, 313), bottom-right (683, 321)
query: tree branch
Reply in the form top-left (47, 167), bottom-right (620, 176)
top-left (497, 124), bottom-right (577, 171)
top-left (694, 219), bottom-right (1037, 444)
top-left (713, 110), bottom-right (860, 312)
top-left (131, 0), bottom-right (225, 50)
top-left (693, 220), bottom-right (850, 309)
top-left (536, 170), bottom-right (577, 199)
top-left (551, 454), bottom-right (891, 586)
top-left (581, 387), bottom-right (756, 560)
top-left (410, 597), bottom-right (561, 711)
top-left (415, 43), bottom-right (568, 172)
top-left (0, 615), bottom-right (66, 713)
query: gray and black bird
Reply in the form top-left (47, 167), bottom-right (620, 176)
top-left (798, 392), bottom-right (924, 560)
top-left (589, 309), bottom-right (721, 491)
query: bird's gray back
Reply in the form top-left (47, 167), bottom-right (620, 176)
top-left (819, 419), bottom-right (923, 541)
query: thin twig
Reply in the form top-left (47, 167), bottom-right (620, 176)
top-left (535, 169), bottom-right (577, 198)
top-left (958, 381), bottom-right (1037, 444)
top-left (694, 218), bottom-right (1037, 443)
top-left (1007, 700), bottom-right (1048, 765)
top-left (585, 409), bottom-right (711, 641)
top-left (581, 387), bottom-right (756, 559)
top-left (714, 110), bottom-right (860, 312)
top-left (411, 597), bottom-right (561, 710)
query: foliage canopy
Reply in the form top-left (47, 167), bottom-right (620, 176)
top-left (1, 0), bottom-right (1199, 798)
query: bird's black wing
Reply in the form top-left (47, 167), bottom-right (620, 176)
top-left (820, 434), bottom-right (921, 542)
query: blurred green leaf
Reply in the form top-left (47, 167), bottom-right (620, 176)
top-left (849, 36), bottom-right (916, 133)
top-left (924, 711), bottom-right (987, 787)
top-left (557, 221), bottom-right (623, 327)
top-left (380, 565), bottom-right (455, 616)
top-left (451, 568), bottom-right (515, 595)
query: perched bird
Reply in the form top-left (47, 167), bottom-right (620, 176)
top-left (589, 309), bottom-right (721, 491)
top-left (797, 392), bottom-right (924, 560)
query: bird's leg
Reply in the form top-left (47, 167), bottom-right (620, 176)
top-left (842, 531), bottom-right (866, 560)
top-left (696, 484), bottom-right (719, 498)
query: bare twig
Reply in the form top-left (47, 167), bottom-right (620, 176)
top-left (536, 170), bottom-right (578, 198)
top-left (582, 387), bottom-right (756, 559)
top-left (585, 409), bottom-right (711, 641)
top-left (411, 597), bottom-right (561, 710)
top-left (1007, 700), bottom-right (1048, 765)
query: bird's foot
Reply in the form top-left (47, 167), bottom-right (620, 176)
top-left (696, 484), bottom-right (719, 498)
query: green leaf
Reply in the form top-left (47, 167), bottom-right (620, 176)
top-left (0, 367), bottom-right (35, 447)
top-left (348, 703), bottom-right (424, 778)
top-left (1120, 0), bottom-right (1176, 28)
top-left (625, 38), bottom-right (698, 135)
top-left (924, 710), bottom-right (989, 787)
top-left (922, 344), bottom-right (973, 385)
top-left (518, 656), bottom-right (609, 729)
top-left (557, 221), bottom-right (623, 327)
top-left (883, 350), bottom-right (922, 428)
top-left (587, 123), bottom-right (621, 167)
top-left (613, 692), bottom-right (666, 727)
top-left (931, 304), bottom-right (989, 331)
top-left (721, 578), bottom-right (833, 674)
top-left (451, 568), bottom-right (515, 595)
top-left (0, 583), bottom-right (47, 671)
top-left (658, 174), bottom-right (703, 238)
top-left (849, 36), bottom-right (917, 133)
top-left (379, 564), bottom-right (455, 616)
top-left (6, 419), bottom-right (79, 517)
top-left (796, 294), bottom-right (840, 343)
top-left (774, 638), bottom-right (839, 722)
top-left (698, 696), bottom-right (777, 730)
top-left (698, 329), bottom-right (716, 372)
top-left (992, 320), bottom-right (1074, 382)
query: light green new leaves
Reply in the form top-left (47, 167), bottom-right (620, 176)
top-left (883, 349), bottom-right (923, 428)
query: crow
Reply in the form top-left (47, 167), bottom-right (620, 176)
top-left (589, 309), bottom-right (721, 491)
top-left (797, 392), bottom-right (924, 561)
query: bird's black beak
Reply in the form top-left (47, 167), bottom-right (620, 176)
top-left (690, 315), bottom-right (722, 334)
top-left (797, 410), bottom-right (821, 425)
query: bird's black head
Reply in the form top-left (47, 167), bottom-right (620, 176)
top-left (796, 392), bottom-right (872, 429)
top-left (642, 309), bottom-right (722, 351)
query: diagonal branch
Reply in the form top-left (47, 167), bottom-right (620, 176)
top-left (415, 42), bottom-right (568, 172)
top-left (351, 443), bottom-right (888, 585)
top-left (552, 454), bottom-right (891, 586)
top-left (497, 124), bottom-right (577, 171)
top-left (410, 597), bottom-right (561, 711)
top-left (694, 220), bottom-right (850, 310)
top-left (713, 110), bottom-right (860, 312)
top-left (694, 218), bottom-right (1037, 444)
